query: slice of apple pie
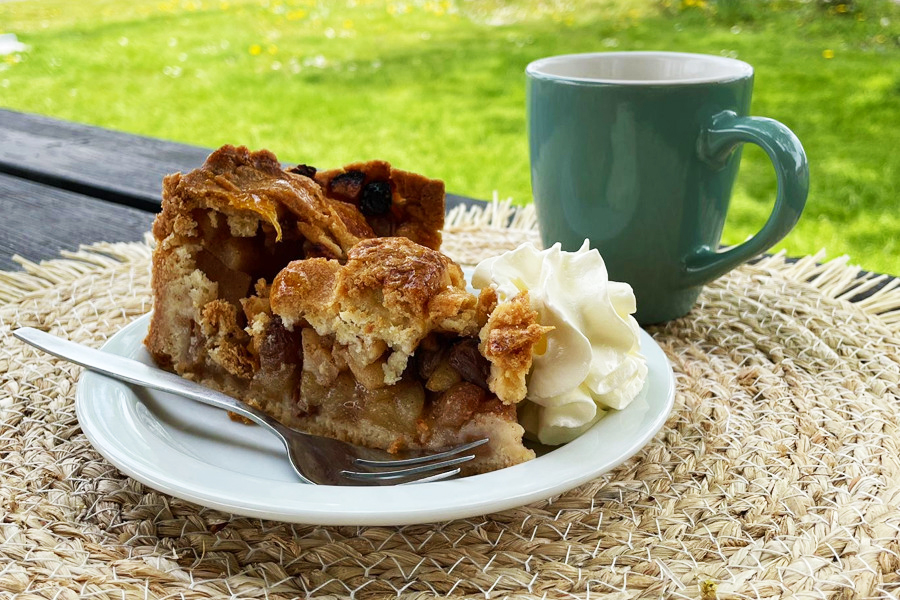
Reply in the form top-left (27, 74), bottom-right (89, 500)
top-left (145, 145), bottom-right (544, 474)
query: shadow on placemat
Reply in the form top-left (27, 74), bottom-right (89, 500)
top-left (1, 212), bottom-right (899, 599)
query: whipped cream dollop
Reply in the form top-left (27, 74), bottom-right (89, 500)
top-left (472, 241), bottom-right (648, 445)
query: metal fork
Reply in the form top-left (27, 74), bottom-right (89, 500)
top-left (13, 327), bottom-right (488, 486)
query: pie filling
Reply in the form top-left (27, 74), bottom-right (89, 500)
top-left (145, 145), bottom-right (541, 474)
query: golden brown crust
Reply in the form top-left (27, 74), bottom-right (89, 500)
top-left (342, 237), bottom-right (470, 319)
top-left (269, 257), bottom-right (342, 327)
top-left (479, 291), bottom-right (553, 404)
top-left (316, 162), bottom-right (445, 250)
top-left (144, 144), bottom-right (534, 475)
top-left (390, 167), bottom-right (445, 250)
top-left (271, 237), bottom-right (478, 385)
top-left (147, 145), bottom-right (444, 379)
top-left (153, 146), bottom-right (287, 243)
top-left (154, 145), bottom-right (379, 262)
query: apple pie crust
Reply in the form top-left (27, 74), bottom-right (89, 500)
top-left (145, 145), bottom-right (541, 474)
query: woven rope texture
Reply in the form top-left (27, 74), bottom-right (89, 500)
top-left (1, 211), bottom-right (899, 599)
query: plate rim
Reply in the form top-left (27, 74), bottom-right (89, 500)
top-left (75, 313), bottom-right (675, 526)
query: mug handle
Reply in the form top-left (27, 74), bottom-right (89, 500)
top-left (684, 110), bottom-right (809, 287)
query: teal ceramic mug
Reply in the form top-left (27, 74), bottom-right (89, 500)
top-left (527, 51), bottom-right (809, 324)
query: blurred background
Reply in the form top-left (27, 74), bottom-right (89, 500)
top-left (1, 0), bottom-right (898, 272)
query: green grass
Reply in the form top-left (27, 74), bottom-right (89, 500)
top-left (1, 0), bottom-right (898, 272)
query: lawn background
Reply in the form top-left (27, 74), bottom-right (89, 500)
top-left (1, 0), bottom-right (898, 273)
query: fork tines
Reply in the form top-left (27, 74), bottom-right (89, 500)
top-left (342, 438), bottom-right (489, 484)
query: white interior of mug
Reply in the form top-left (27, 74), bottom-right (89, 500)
top-left (527, 51), bottom-right (753, 84)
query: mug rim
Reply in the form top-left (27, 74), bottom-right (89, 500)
top-left (526, 51), bottom-right (754, 85)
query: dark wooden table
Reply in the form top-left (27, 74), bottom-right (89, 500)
top-left (0, 108), bottom-right (482, 271)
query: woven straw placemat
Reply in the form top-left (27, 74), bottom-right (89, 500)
top-left (1, 202), bottom-right (899, 599)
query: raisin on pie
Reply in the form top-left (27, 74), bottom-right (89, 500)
top-left (145, 145), bottom-right (545, 474)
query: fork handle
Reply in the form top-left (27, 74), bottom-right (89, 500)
top-left (13, 327), bottom-right (288, 437)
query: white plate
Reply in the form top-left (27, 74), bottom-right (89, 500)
top-left (76, 314), bottom-right (674, 526)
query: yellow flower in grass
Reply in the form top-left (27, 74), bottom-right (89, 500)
top-left (822, 49), bottom-right (835, 59)
top-left (249, 44), bottom-right (262, 55)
